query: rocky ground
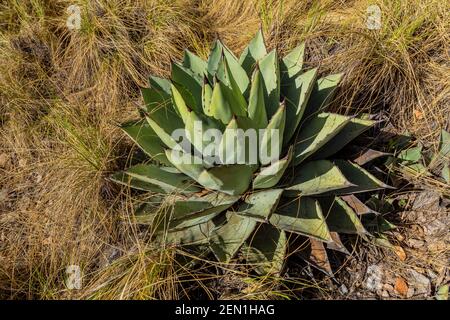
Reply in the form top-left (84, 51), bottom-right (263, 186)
top-left (328, 190), bottom-right (449, 300)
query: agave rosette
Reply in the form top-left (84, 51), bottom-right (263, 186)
top-left (112, 31), bottom-right (392, 275)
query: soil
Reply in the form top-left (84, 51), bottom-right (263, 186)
top-left (329, 190), bottom-right (449, 300)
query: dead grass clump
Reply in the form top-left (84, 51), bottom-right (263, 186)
top-left (56, 0), bottom-right (201, 98)
top-left (307, 0), bottom-right (449, 147)
top-left (192, 0), bottom-right (261, 55)
top-left (78, 245), bottom-right (181, 300)
top-left (0, 0), bottom-right (203, 299)
top-left (0, 100), bottom-right (116, 298)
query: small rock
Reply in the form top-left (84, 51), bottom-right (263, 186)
top-left (365, 265), bottom-right (383, 292)
top-left (409, 270), bottom-right (431, 296)
top-left (411, 191), bottom-right (440, 211)
top-left (381, 290), bottom-right (390, 298)
top-left (408, 238), bottom-right (425, 248)
top-left (423, 219), bottom-right (447, 237)
top-left (339, 284), bottom-right (348, 295)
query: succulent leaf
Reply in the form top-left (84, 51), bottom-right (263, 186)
top-left (222, 46), bottom-right (250, 95)
top-left (145, 116), bottom-right (181, 149)
top-left (171, 84), bottom-right (191, 122)
top-left (333, 160), bottom-right (393, 194)
top-left (112, 31), bottom-right (392, 276)
top-left (110, 171), bottom-right (166, 193)
top-left (171, 62), bottom-right (202, 111)
top-left (120, 119), bottom-right (170, 165)
top-left (236, 189), bottom-right (284, 221)
top-left (210, 214), bottom-right (257, 263)
top-left (141, 86), bottom-right (170, 112)
top-left (311, 117), bottom-right (376, 160)
top-left (209, 81), bottom-right (246, 123)
top-left (253, 147), bottom-right (292, 189)
top-left (282, 67), bottom-right (318, 143)
top-left (166, 193), bottom-right (240, 231)
top-left (112, 164), bottom-right (200, 194)
top-left (185, 109), bottom-right (223, 153)
top-left (269, 197), bottom-right (331, 241)
top-left (165, 149), bottom-right (209, 179)
top-left (207, 40), bottom-right (224, 79)
top-left (242, 224), bottom-right (286, 275)
top-left (320, 197), bottom-right (367, 234)
top-left (248, 67), bottom-right (268, 128)
top-left (197, 164), bottom-right (257, 195)
top-left (285, 160), bottom-right (353, 196)
top-left (218, 117), bottom-right (246, 164)
top-left (280, 42), bottom-right (305, 82)
top-left (239, 29), bottom-right (267, 75)
top-left (259, 50), bottom-right (280, 118)
top-left (182, 49), bottom-right (208, 78)
top-left (302, 73), bottom-right (343, 121)
top-left (223, 57), bottom-right (248, 111)
top-left (292, 113), bottom-right (351, 166)
top-left (149, 75), bottom-right (171, 95)
top-left (166, 220), bottom-right (215, 245)
top-left (259, 102), bottom-right (286, 166)
top-left (202, 77), bottom-right (213, 115)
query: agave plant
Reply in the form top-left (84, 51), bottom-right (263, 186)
top-left (112, 31), bottom-right (392, 275)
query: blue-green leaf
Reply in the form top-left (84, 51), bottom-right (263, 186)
top-left (292, 113), bottom-right (351, 166)
top-left (285, 160), bottom-right (353, 196)
top-left (182, 49), bottom-right (207, 78)
top-left (242, 225), bottom-right (286, 275)
top-left (112, 164), bottom-right (200, 194)
top-left (302, 73), bottom-right (343, 121)
top-left (282, 68), bottom-right (318, 144)
top-left (270, 197), bottom-right (331, 242)
top-left (239, 29), bottom-right (267, 75)
top-left (120, 119), bottom-right (170, 165)
top-left (259, 50), bottom-right (280, 119)
top-left (210, 214), bottom-right (257, 263)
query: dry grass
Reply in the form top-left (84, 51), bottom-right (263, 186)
top-left (0, 0), bottom-right (448, 299)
